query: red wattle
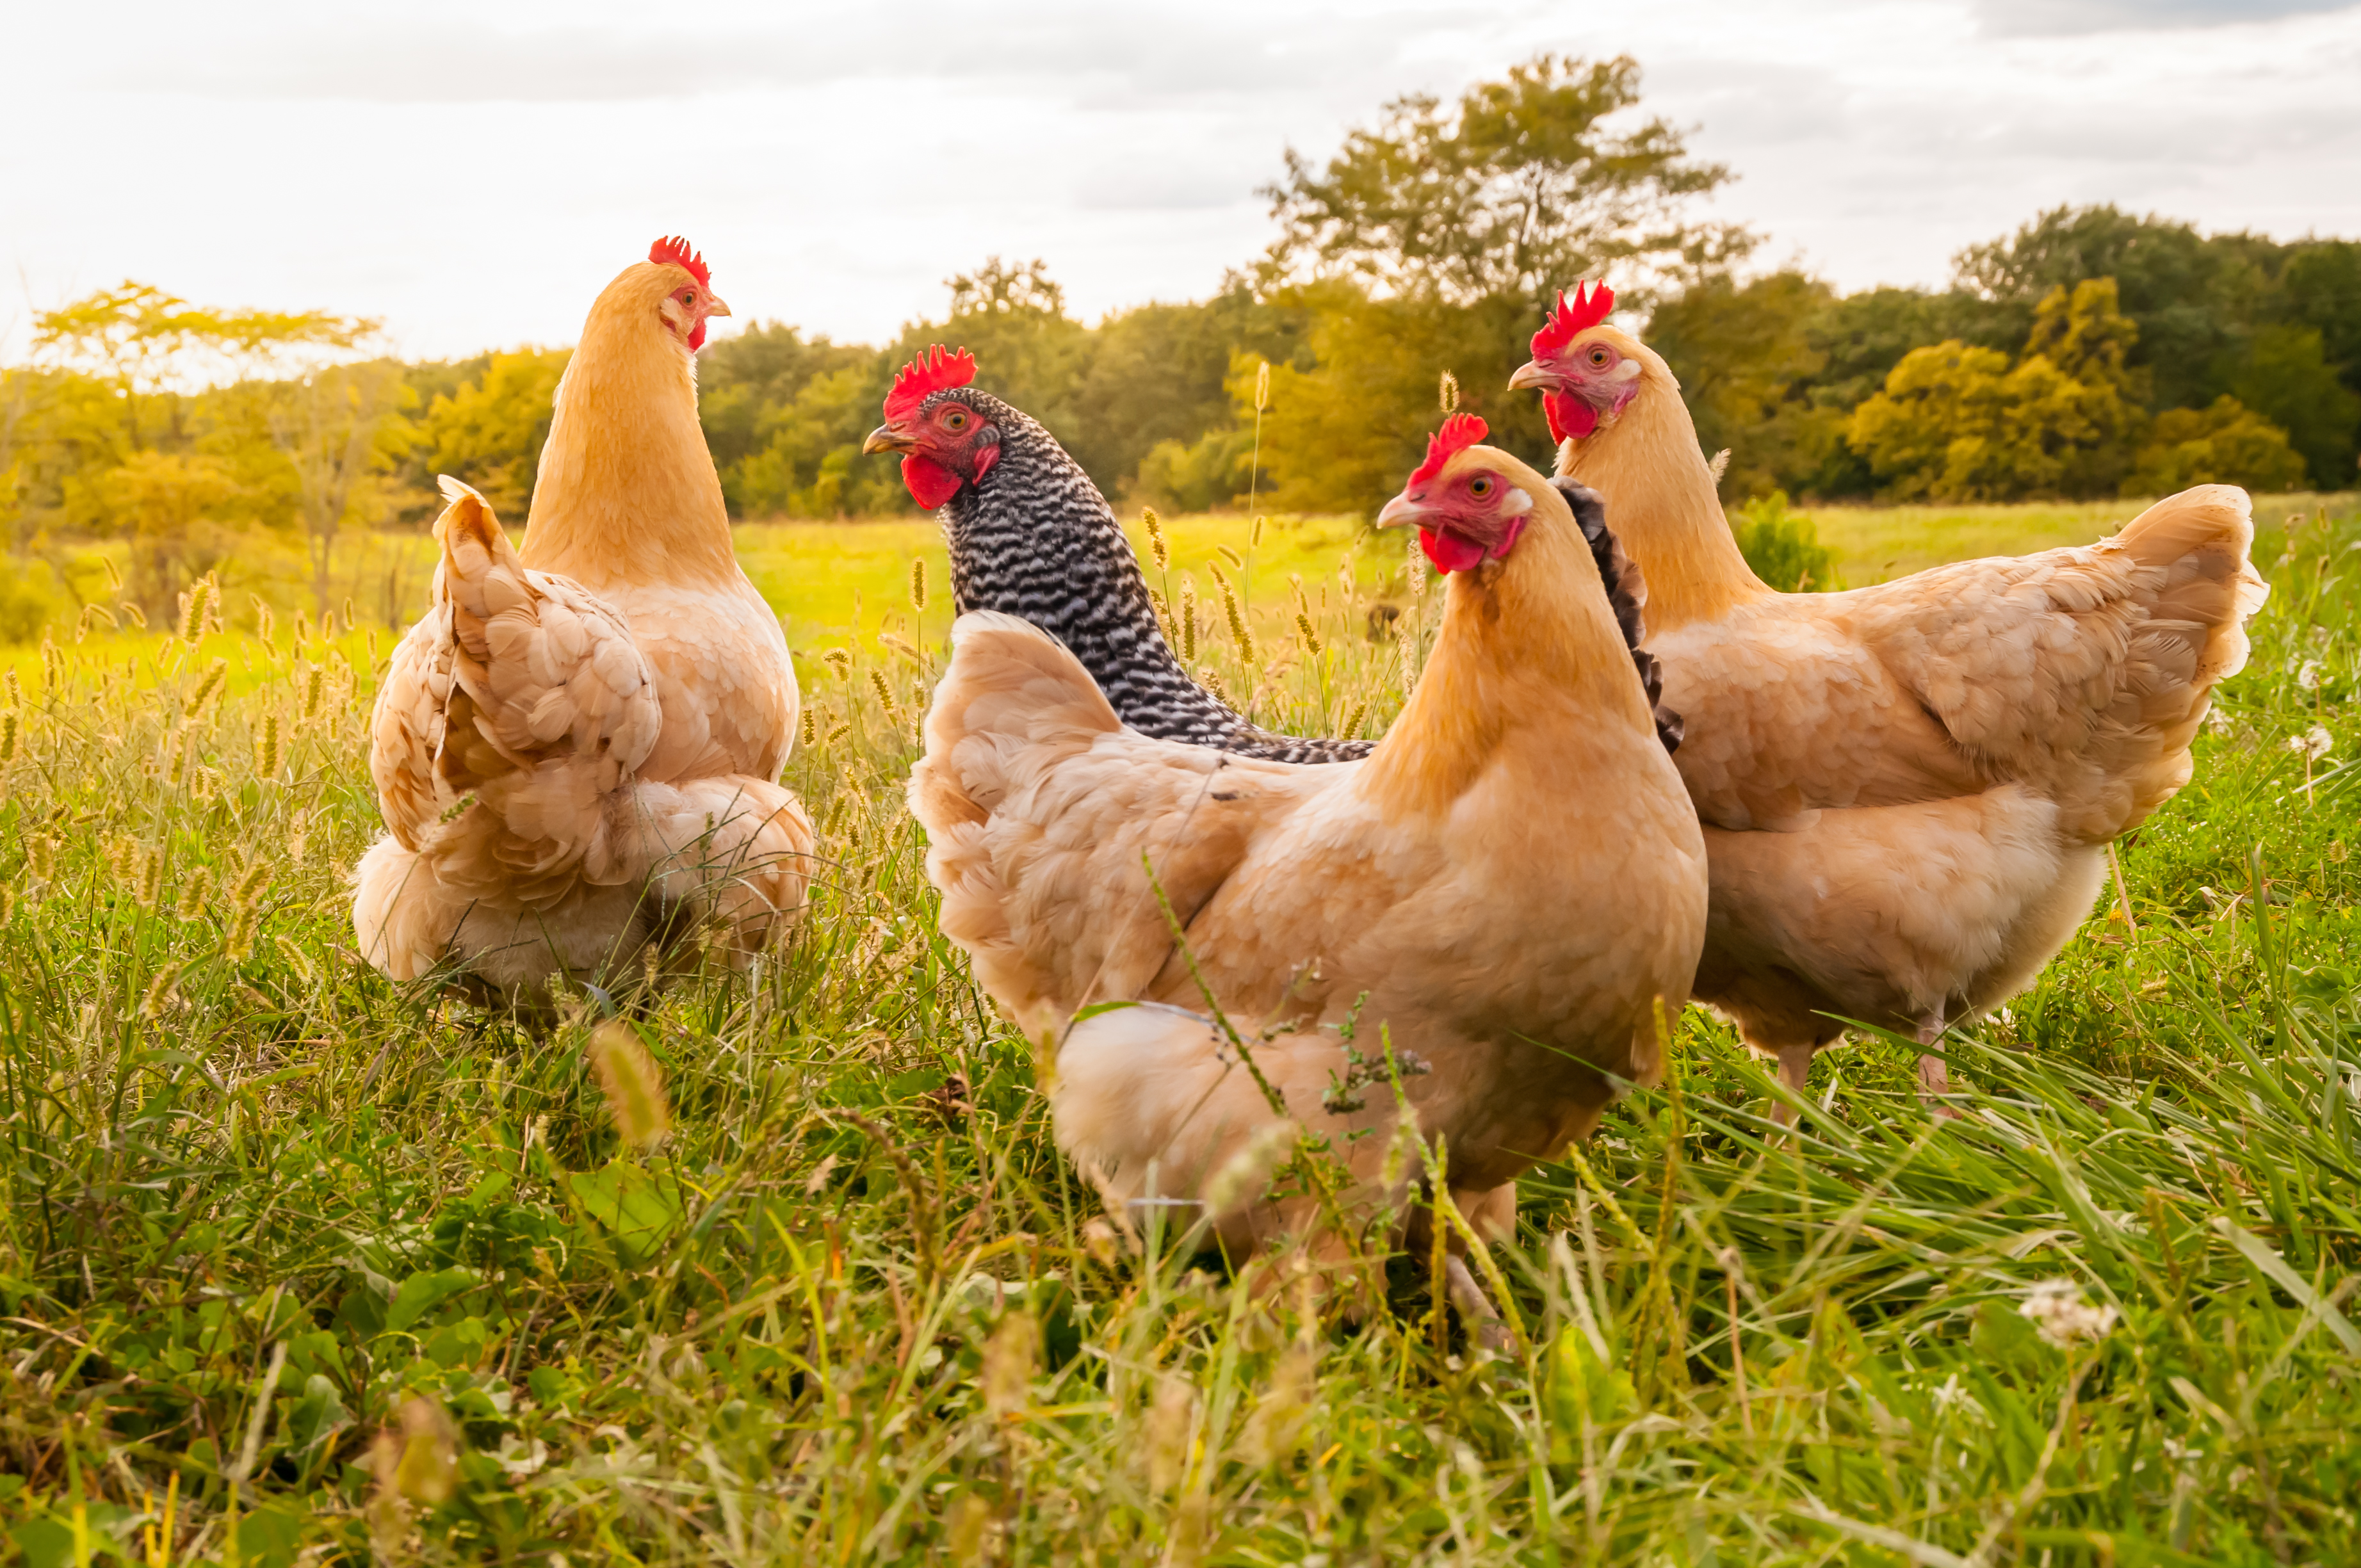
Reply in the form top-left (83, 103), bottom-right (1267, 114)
top-left (1418, 528), bottom-right (1486, 574)
top-left (1489, 513), bottom-right (1527, 562)
top-left (902, 455), bottom-right (963, 510)
top-left (1546, 392), bottom-right (1596, 442)
top-left (971, 444), bottom-right (999, 484)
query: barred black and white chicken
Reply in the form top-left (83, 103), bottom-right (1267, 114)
top-left (861, 346), bottom-right (1371, 764)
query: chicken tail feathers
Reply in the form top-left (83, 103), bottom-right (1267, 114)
top-left (1554, 478), bottom-right (1684, 754)
top-left (2111, 483), bottom-right (2268, 690)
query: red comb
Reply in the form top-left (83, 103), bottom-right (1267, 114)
top-left (649, 236), bottom-right (711, 289)
top-left (1530, 282), bottom-right (1615, 356)
top-left (1408, 413), bottom-right (1489, 489)
top-left (884, 344), bottom-right (978, 422)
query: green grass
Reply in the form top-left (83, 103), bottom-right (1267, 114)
top-left (0, 499), bottom-right (2357, 1564)
top-left (1810, 490), bottom-right (2355, 585)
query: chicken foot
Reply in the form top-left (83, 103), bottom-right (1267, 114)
top-left (1443, 1256), bottom-right (1513, 1356)
top-left (1771, 1041), bottom-right (1815, 1129)
top-left (1915, 1008), bottom-right (1962, 1120)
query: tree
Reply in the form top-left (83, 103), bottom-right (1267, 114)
top-left (2228, 325), bottom-right (2360, 489)
top-left (33, 282), bottom-right (373, 453)
top-left (2129, 396), bottom-right (2310, 497)
top-left (1952, 205), bottom-right (2285, 412)
top-left (1644, 270), bottom-right (1843, 501)
top-left (1244, 56), bottom-right (1741, 517)
top-left (263, 360), bottom-right (419, 615)
top-left (1262, 54), bottom-right (1744, 305)
top-left (420, 349), bottom-right (571, 521)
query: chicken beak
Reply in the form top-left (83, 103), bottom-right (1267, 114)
top-left (863, 422), bottom-right (919, 457)
top-left (1375, 490), bottom-right (1428, 529)
top-left (1506, 359), bottom-right (1556, 392)
top-left (706, 293), bottom-right (733, 319)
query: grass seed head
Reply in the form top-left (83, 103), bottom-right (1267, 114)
top-left (588, 1021), bottom-right (672, 1150)
top-left (273, 934), bottom-right (318, 986)
top-left (140, 961), bottom-right (184, 1021)
top-left (1142, 506), bottom-right (1169, 571)
top-left (801, 707), bottom-right (817, 749)
top-left (822, 647), bottom-right (853, 681)
top-left (254, 711), bottom-right (282, 779)
top-left (1342, 700), bottom-right (1368, 738)
top-left (251, 597), bottom-right (275, 643)
top-left (0, 711), bottom-right (16, 764)
top-left (1217, 543), bottom-right (1245, 572)
top-left (224, 900), bottom-right (261, 962)
top-left (868, 667), bottom-right (899, 721)
top-left (982, 1308), bottom-right (1039, 1418)
top-left (175, 867), bottom-right (212, 922)
top-left (1145, 1375), bottom-right (1198, 1494)
top-left (1254, 359), bottom-right (1270, 412)
top-left (189, 658), bottom-right (229, 713)
top-left (908, 556), bottom-right (928, 613)
top-left (1439, 368), bottom-right (1459, 413)
top-left (1178, 576), bottom-right (1199, 663)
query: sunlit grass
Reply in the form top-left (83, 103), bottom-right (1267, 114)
top-left (0, 499), bottom-right (2355, 1562)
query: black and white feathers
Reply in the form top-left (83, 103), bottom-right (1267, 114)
top-left (916, 386), bottom-right (1375, 765)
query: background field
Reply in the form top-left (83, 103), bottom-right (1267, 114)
top-left (1, 494), bottom-right (2358, 1565)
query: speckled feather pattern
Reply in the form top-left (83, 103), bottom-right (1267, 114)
top-left (923, 389), bottom-right (1373, 765)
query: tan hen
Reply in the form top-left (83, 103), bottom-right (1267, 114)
top-left (1511, 284), bottom-right (2268, 1112)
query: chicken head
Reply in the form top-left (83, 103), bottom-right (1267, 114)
top-left (863, 344), bottom-right (1001, 510)
top-left (1507, 283), bottom-right (1667, 446)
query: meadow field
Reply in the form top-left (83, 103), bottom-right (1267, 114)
top-left (2, 492), bottom-right (2359, 1565)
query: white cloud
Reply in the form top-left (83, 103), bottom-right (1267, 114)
top-left (1, 0), bottom-right (2356, 361)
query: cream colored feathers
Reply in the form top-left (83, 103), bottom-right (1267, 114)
top-left (909, 445), bottom-right (1707, 1256)
top-left (353, 481), bottom-right (811, 1001)
top-left (1529, 321), bottom-right (2267, 1105)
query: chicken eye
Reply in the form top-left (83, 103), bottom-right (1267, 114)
top-left (1587, 346), bottom-right (1611, 368)
top-left (944, 410), bottom-right (969, 432)
top-left (1468, 476), bottom-right (1494, 499)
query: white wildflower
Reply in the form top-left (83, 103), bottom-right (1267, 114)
top-left (2018, 1279), bottom-right (2118, 1347)
top-left (2204, 707), bottom-right (2234, 734)
top-left (2289, 725), bottom-right (2333, 761)
top-left (2296, 659), bottom-right (2323, 691)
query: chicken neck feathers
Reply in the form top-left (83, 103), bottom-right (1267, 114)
top-left (924, 389), bottom-right (1374, 765)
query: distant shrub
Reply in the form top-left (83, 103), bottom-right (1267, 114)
top-left (0, 558), bottom-right (63, 643)
top-left (1135, 427), bottom-right (1253, 514)
top-left (2127, 395), bottom-right (2309, 497)
top-left (1730, 490), bottom-right (1838, 592)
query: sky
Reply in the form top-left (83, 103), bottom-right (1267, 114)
top-left (4, 0), bottom-right (2358, 364)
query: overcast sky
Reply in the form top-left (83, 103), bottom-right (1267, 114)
top-left (4, 0), bottom-right (2357, 363)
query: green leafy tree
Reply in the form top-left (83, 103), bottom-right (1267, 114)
top-left (261, 360), bottom-right (420, 613)
top-left (1645, 271), bottom-right (1846, 501)
top-left (1250, 54), bottom-right (1742, 515)
top-left (2282, 241), bottom-right (2361, 398)
top-left (420, 348), bottom-right (571, 522)
top-left (2128, 396), bottom-right (2309, 496)
top-left (1846, 280), bottom-right (2148, 502)
top-left (2228, 325), bottom-right (2360, 489)
top-left (1953, 205), bottom-right (2286, 412)
top-left (33, 282), bottom-right (372, 453)
top-left (1262, 54), bottom-right (1742, 305)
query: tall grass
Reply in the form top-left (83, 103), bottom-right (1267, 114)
top-left (0, 501), bottom-right (2355, 1564)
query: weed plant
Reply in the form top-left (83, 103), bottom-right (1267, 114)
top-left (0, 505), bottom-right (2357, 1564)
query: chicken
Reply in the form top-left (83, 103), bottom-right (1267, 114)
top-left (907, 415), bottom-right (1707, 1258)
top-left (862, 346), bottom-right (1372, 763)
top-left (1509, 283), bottom-right (2268, 1111)
top-left (353, 238), bottom-right (812, 999)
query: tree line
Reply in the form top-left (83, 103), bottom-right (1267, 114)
top-left (3, 54), bottom-right (2355, 640)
